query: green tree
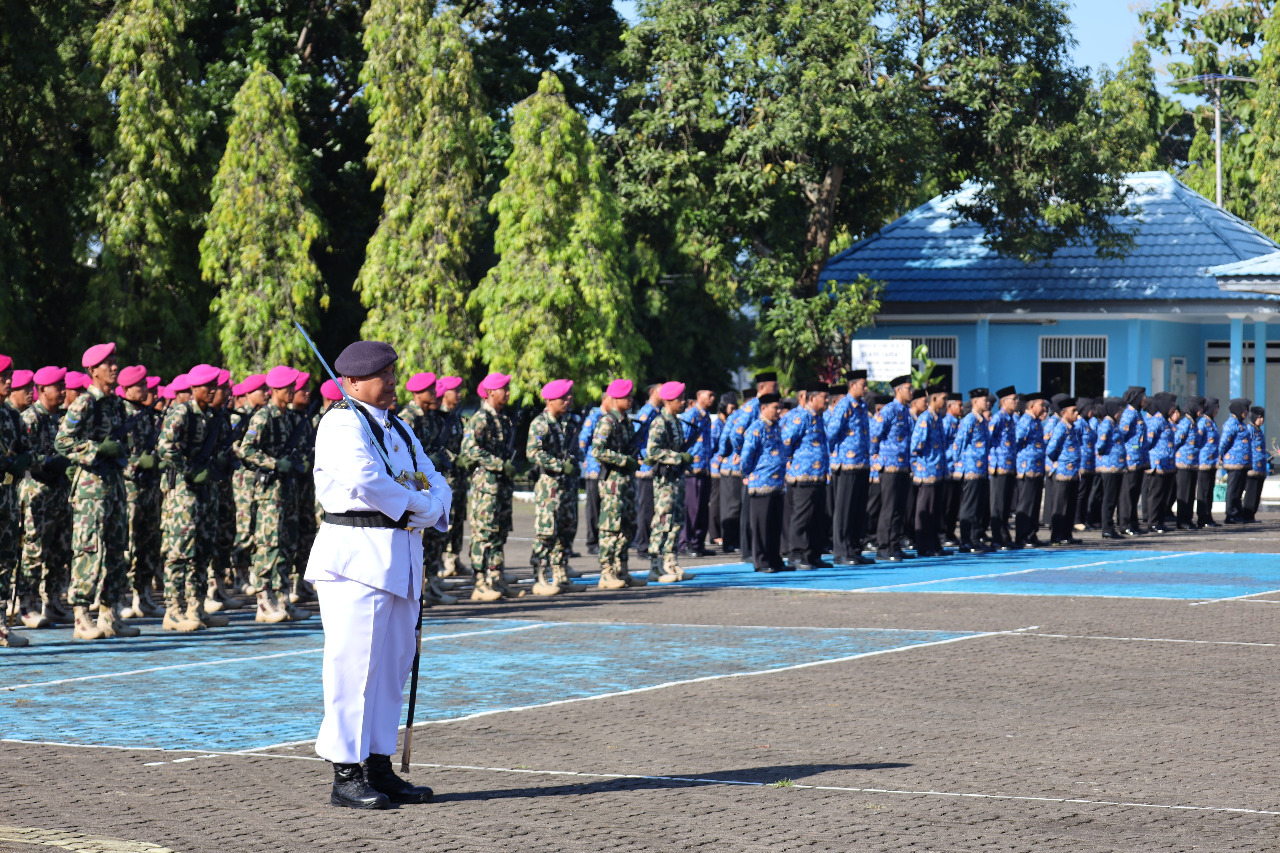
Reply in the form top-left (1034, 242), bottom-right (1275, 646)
top-left (356, 4), bottom-right (489, 376)
top-left (471, 71), bottom-right (643, 404)
top-left (90, 0), bottom-right (207, 373)
top-left (200, 65), bottom-right (327, 376)
top-left (1252, 11), bottom-right (1280, 240)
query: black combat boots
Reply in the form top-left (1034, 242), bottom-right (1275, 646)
top-left (331, 762), bottom-right (390, 809)
top-left (364, 754), bottom-right (434, 804)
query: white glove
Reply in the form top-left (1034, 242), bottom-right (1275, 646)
top-left (406, 490), bottom-right (445, 531)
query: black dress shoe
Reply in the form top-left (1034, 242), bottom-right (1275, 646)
top-left (811, 560), bottom-right (833, 569)
top-left (1176, 522), bottom-right (1194, 530)
top-left (569, 549), bottom-right (581, 558)
top-left (998, 543), bottom-right (1023, 551)
top-left (755, 566), bottom-right (778, 573)
top-left (587, 545), bottom-right (600, 556)
top-left (852, 554), bottom-right (875, 565)
top-left (331, 762), bottom-right (391, 809)
top-left (833, 557), bottom-right (858, 566)
top-left (957, 544), bottom-right (973, 554)
top-left (365, 754), bottom-right (434, 804)
top-left (883, 554), bottom-right (905, 563)
top-left (792, 562), bottom-right (816, 571)
top-left (1202, 521), bottom-right (1220, 528)
top-left (1101, 531), bottom-right (1122, 540)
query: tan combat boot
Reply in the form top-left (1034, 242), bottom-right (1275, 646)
top-left (138, 588), bottom-right (166, 617)
top-left (255, 590), bottom-right (289, 623)
top-left (646, 562), bottom-right (665, 583)
top-left (620, 565), bottom-right (648, 588)
top-left (189, 600), bottom-right (228, 628)
top-left (0, 623), bottom-right (28, 647)
top-left (552, 564), bottom-right (584, 593)
top-left (280, 591), bottom-right (312, 621)
top-left (469, 571), bottom-right (503, 602)
top-left (597, 564), bottom-right (628, 590)
top-left (666, 555), bottom-right (694, 582)
top-left (162, 603), bottom-right (204, 632)
top-left (19, 595), bottom-right (51, 629)
top-left (98, 603), bottom-right (141, 637)
top-left (45, 596), bottom-right (73, 624)
top-left (72, 605), bottom-right (105, 640)
top-left (440, 553), bottom-right (473, 578)
top-left (427, 575), bottom-right (457, 605)
top-left (494, 569), bottom-right (525, 599)
top-left (531, 563), bottom-right (561, 597)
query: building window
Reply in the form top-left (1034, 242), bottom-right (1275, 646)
top-left (891, 336), bottom-right (958, 389)
top-left (1040, 335), bottom-right (1106, 397)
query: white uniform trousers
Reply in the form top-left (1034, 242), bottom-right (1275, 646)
top-left (314, 577), bottom-right (417, 764)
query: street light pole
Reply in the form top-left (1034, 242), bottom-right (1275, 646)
top-left (1173, 74), bottom-right (1255, 210)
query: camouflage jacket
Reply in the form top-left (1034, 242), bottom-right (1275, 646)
top-left (55, 384), bottom-right (126, 476)
top-left (526, 410), bottom-right (574, 482)
top-left (592, 409), bottom-right (633, 481)
top-left (461, 400), bottom-right (514, 492)
top-left (20, 401), bottom-right (64, 490)
top-left (235, 403), bottom-right (304, 472)
top-left (120, 400), bottom-right (161, 484)
top-left (645, 409), bottom-right (687, 482)
top-left (157, 400), bottom-right (214, 478)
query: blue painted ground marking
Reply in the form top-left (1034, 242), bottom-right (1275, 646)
top-left (681, 549), bottom-right (1280, 600)
top-left (0, 619), bottom-right (973, 751)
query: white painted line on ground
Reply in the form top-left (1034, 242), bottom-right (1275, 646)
top-left (177, 750), bottom-right (1280, 817)
top-left (832, 552), bottom-right (1199, 593)
top-left (0, 623), bottom-right (555, 692)
top-left (1189, 587), bottom-right (1280, 606)
top-left (1244, 598), bottom-right (1280, 603)
top-left (1017, 633), bottom-right (1280, 648)
top-left (461, 616), bottom-right (1004, 635)
top-left (236, 626), bottom-right (1038, 754)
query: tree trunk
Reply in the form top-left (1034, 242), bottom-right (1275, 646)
top-left (796, 161), bottom-right (845, 298)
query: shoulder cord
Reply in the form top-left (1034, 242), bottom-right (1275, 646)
top-left (331, 400), bottom-right (419, 476)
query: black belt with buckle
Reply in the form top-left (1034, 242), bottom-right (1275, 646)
top-left (323, 510), bottom-right (409, 529)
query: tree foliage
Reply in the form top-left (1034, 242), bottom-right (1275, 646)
top-left (89, 0), bottom-right (208, 374)
top-left (1251, 11), bottom-right (1280, 240)
top-left (356, 3), bottom-right (489, 377)
top-left (200, 65), bottom-right (327, 377)
top-left (471, 72), bottom-right (644, 404)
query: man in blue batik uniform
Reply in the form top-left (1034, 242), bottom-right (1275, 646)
top-left (873, 375), bottom-right (915, 562)
top-left (782, 382), bottom-right (830, 569)
top-left (825, 369), bottom-right (871, 565)
top-left (740, 393), bottom-right (787, 573)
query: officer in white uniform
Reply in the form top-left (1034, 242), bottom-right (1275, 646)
top-left (304, 340), bottom-right (451, 809)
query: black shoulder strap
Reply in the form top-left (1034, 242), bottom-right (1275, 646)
top-left (336, 400), bottom-right (419, 477)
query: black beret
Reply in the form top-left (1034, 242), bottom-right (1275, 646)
top-left (846, 369), bottom-right (868, 382)
top-left (334, 340), bottom-right (398, 378)
top-left (996, 385), bottom-right (1017, 399)
top-left (889, 374), bottom-right (912, 388)
top-left (754, 370), bottom-right (778, 384)
top-left (758, 392), bottom-right (781, 406)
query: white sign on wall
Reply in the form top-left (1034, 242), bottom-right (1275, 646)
top-left (851, 339), bottom-right (913, 382)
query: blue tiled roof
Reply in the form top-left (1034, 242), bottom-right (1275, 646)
top-left (821, 171), bottom-right (1280, 303)
top-left (1207, 251), bottom-right (1280, 278)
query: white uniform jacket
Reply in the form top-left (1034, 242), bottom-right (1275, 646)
top-left (304, 399), bottom-right (451, 600)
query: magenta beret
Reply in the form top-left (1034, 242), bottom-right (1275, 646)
top-left (606, 378), bottom-right (634, 398)
top-left (294, 371), bottom-right (310, 390)
top-left (541, 378), bottom-right (573, 400)
top-left (186, 364), bottom-right (221, 387)
top-left (10, 369), bottom-right (33, 389)
top-left (33, 366), bottom-right (67, 387)
top-left (218, 368), bottom-right (231, 386)
top-left (81, 342), bottom-right (116, 369)
top-left (483, 372), bottom-right (511, 391)
top-left (406, 372), bottom-right (437, 393)
top-left (266, 365), bottom-right (300, 389)
top-left (659, 381), bottom-right (685, 401)
top-left (169, 374), bottom-right (191, 392)
top-left (64, 371), bottom-right (89, 390)
top-left (241, 373), bottom-right (267, 394)
top-left (147, 376), bottom-right (161, 390)
top-left (0, 355), bottom-right (11, 373)
top-left (320, 379), bottom-right (343, 401)
top-left (435, 376), bottom-right (462, 395)
top-left (117, 365), bottom-right (148, 387)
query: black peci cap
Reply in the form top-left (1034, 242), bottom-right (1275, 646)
top-left (758, 392), bottom-right (781, 406)
top-left (996, 385), bottom-right (1017, 399)
top-left (889, 374), bottom-right (912, 388)
top-left (846, 369), bottom-right (868, 382)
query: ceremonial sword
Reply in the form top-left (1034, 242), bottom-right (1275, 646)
top-left (294, 321), bottom-right (431, 772)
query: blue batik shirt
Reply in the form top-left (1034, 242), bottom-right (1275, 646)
top-left (740, 415), bottom-right (786, 494)
top-left (710, 414), bottom-right (726, 477)
top-left (1118, 405), bottom-right (1148, 471)
top-left (1046, 418), bottom-right (1081, 479)
top-left (951, 411), bottom-right (988, 478)
top-left (1095, 417), bottom-right (1124, 472)
top-left (942, 411), bottom-right (961, 479)
top-left (824, 394), bottom-right (870, 470)
top-left (782, 406), bottom-right (830, 484)
top-left (1146, 412), bottom-right (1174, 473)
top-left (1015, 412), bottom-right (1046, 477)
top-left (1075, 417), bottom-right (1096, 474)
top-left (1198, 416), bottom-right (1219, 469)
top-left (874, 399), bottom-right (913, 473)
top-left (910, 409), bottom-right (947, 483)
top-left (1218, 416), bottom-right (1251, 470)
top-left (1250, 422), bottom-right (1268, 475)
top-left (988, 410), bottom-right (1017, 475)
top-left (632, 401), bottom-right (661, 479)
top-left (679, 404), bottom-right (713, 475)
top-left (578, 407), bottom-right (603, 480)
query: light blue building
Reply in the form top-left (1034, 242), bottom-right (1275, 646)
top-left (823, 171), bottom-right (1280, 443)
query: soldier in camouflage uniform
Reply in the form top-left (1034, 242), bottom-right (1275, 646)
top-left (460, 373), bottom-right (521, 601)
top-left (435, 376), bottom-right (470, 577)
top-left (645, 381), bottom-right (695, 582)
top-left (202, 373), bottom-right (248, 613)
top-left (54, 343), bottom-right (139, 641)
top-left (287, 372), bottom-right (319, 605)
top-left (235, 365), bottom-right (311, 622)
top-left (19, 367), bottom-right (73, 629)
top-left (526, 379), bottom-right (584, 596)
top-left (592, 379), bottom-right (646, 590)
top-left (231, 374), bottom-right (267, 594)
top-left (0, 357), bottom-right (35, 646)
top-left (399, 371), bottom-right (456, 605)
top-left (114, 366), bottom-right (164, 620)
top-left (155, 364), bottom-right (229, 631)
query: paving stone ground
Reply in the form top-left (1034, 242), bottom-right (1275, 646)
top-left (3, 504), bottom-right (1279, 852)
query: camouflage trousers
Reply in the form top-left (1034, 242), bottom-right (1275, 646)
top-left (443, 472), bottom-right (468, 567)
top-left (649, 474), bottom-right (685, 559)
top-left (232, 467), bottom-right (257, 572)
top-left (531, 473), bottom-right (577, 569)
top-left (125, 479), bottom-right (161, 595)
top-left (161, 479), bottom-right (215, 608)
top-left (597, 471), bottom-right (636, 571)
top-left (21, 480), bottom-right (71, 602)
top-left (68, 468), bottom-right (129, 608)
top-left (468, 483), bottom-right (512, 573)
top-left (0, 483), bottom-right (22, 605)
top-left (251, 474), bottom-right (297, 594)
top-left (211, 478), bottom-right (235, 582)
top-left (290, 476), bottom-right (318, 578)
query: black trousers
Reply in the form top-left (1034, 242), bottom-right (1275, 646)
top-left (708, 477), bottom-right (722, 543)
top-left (1075, 472), bottom-right (1095, 526)
top-left (789, 483), bottom-right (827, 564)
top-left (1014, 476), bottom-right (1043, 544)
top-left (905, 481), bottom-right (918, 544)
top-left (679, 473), bottom-right (710, 551)
top-left (1225, 468), bottom-right (1249, 520)
top-left (1196, 469), bottom-right (1216, 524)
top-left (913, 482), bottom-right (941, 554)
top-left (943, 479), bottom-right (962, 541)
top-left (865, 481), bottom-right (882, 548)
top-left (1244, 474), bottom-right (1264, 520)
top-left (1099, 471), bottom-right (1122, 534)
top-left (634, 477), bottom-right (654, 551)
top-left (749, 491), bottom-right (785, 572)
top-left (585, 478), bottom-right (601, 548)
top-left (1145, 471), bottom-right (1174, 528)
top-left (1040, 472), bottom-right (1056, 526)
top-left (1175, 468), bottom-right (1197, 525)
top-left (1048, 478), bottom-right (1079, 542)
top-left (831, 468), bottom-right (870, 560)
top-left (1119, 469), bottom-right (1145, 531)
top-left (719, 477), bottom-right (742, 551)
top-left (959, 478), bottom-right (989, 545)
top-left (989, 474), bottom-right (1015, 546)
top-left (780, 487), bottom-right (794, 556)
top-left (739, 481), bottom-right (753, 560)
top-left (1087, 471), bottom-right (1104, 526)
top-left (876, 471), bottom-right (910, 558)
